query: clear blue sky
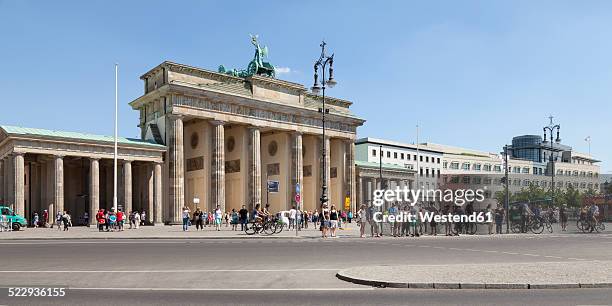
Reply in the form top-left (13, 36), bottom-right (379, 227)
top-left (1, 0), bottom-right (611, 172)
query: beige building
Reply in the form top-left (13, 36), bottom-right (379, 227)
top-left (130, 61), bottom-right (364, 223)
top-left (0, 61), bottom-right (364, 225)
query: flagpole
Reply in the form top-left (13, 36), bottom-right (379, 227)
top-left (113, 63), bottom-right (118, 212)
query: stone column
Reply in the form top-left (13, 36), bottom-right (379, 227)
top-left (153, 162), bottom-right (163, 225)
top-left (210, 121), bottom-right (225, 212)
top-left (358, 176), bottom-right (363, 207)
top-left (5, 156), bottom-right (14, 209)
top-left (89, 158), bottom-right (99, 226)
top-left (345, 140), bottom-right (356, 212)
top-left (14, 153), bottom-right (25, 215)
top-left (167, 114), bottom-right (185, 224)
top-left (291, 132), bottom-right (303, 210)
top-left (123, 161), bottom-right (132, 214)
top-left (54, 156), bottom-right (64, 214)
top-left (146, 164), bottom-right (154, 224)
top-left (0, 159), bottom-right (4, 204)
top-left (247, 126), bottom-right (261, 211)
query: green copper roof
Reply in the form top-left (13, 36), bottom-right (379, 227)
top-left (355, 160), bottom-right (413, 171)
top-left (1, 125), bottom-right (165, 148)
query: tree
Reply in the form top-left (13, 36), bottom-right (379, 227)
top-left (562, 185), bottom-right (582, 208)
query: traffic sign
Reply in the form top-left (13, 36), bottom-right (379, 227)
top-left (295, 183), bottom-right (301, 194)
top-left (267, 180), bottom-right (279, 193)
top-left (295, 194), bottom-right (301, 203)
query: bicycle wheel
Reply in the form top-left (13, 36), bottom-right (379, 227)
top-left (467, 223), bottom-right (477, 235)
top-left (245, 222), bottom-right (257, 235)
top-left (275, 221), bottom-right (284, 234)
top-left (546, 222), bottom-right (553, 233)
top-left (511, 222), bottom-right (521, 233)
top-left (530, 220), bottom-right (544, 234)
top-left (576, 219), bottom-right (586, 233)
top-left (263, 221), bottom-right (275, 235)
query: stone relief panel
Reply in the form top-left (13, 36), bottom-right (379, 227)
top-left (225, 159), bottom-right (240, 174)
top-left (186, 156), bottom-right (204, 172)
top-left (267, 163), bottom-right (280, 176)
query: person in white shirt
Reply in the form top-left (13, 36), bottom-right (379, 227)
top-left (182, 207), bottom-right (191, 231)
top-left (289, 206), bottom-right (297, 230)
top-left (140, 211), bottom-right (147, 226)
top-left (214, 206), bottom-right (222, 231)
top-left (134, 211), bottom-right (141, 229)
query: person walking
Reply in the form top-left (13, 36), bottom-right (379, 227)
top-left (42, 209), bottom-right (49, 228)
top-left (133, 211), bottom-right (141, 229)
top-left (357, 204), bottom-right (367, 238)
top-left (96, 209), bottom-right (105, 232)
top-left (62, 211), bottom-right (70, 231)
top-left (140, 211), bottom-right (147, 226)
top-left (181, 206), bottom-right (190, 231)
top-left (560, 205), bottom-right (568, 231)
top-left (239, 205), bottom-right (248, 231)
top-left (347, 210), bottom-right (353, 223)
top-left (230, 209), bottom-right (238, 231)
top-left (367, 204), bottom-right (380, 238)
top-left (214, 205), bottom-right (222, 231)
top-left (289, 206), bottom-right (296, 230)
top-left (207, 211), bottom-right (214, 227)
top-left (33, 212), bottom-right (39, 228)
top-left (329, 205), bottom-right (339, 238)
top-left (320, 204), bottom-right (330, 238)
top-left (495, 207), bottom-right (504, 234)
top-left (55, 211), bottom-right (63, 230)
top-left (486, 204), bottom-right (494, 235)
top-left (193, 208), bottom-right (203, 231)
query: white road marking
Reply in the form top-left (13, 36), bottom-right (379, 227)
top-left (68, 287), bottom-right (375, 291)
top-left (0, 268), bottom-right (339, 273)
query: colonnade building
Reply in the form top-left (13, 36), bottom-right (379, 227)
top-left (0, 60), bottom-right (365, 225)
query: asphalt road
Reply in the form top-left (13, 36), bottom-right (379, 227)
top-left (0, 233), bottom-right (611, 305)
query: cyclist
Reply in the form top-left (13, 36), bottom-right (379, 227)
top-left (520, 202), bottom-right (533, 233)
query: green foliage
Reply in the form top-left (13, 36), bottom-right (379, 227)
top-left (562, 185), bottom-right (582, 208)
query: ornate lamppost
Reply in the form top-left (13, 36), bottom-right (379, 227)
top-left (543, 116), bottom-right (561, 207)
top-left (311, 41), bottom-right (337, 208)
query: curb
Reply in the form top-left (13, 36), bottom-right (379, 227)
top-left (336, 273), bottom-right (612, 289)
top-left (0, 235), bottom-right (320, 241)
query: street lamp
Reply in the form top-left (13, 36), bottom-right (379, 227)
top-left (503, 145), bottom-right (510, 234)
top-left (312, 41), bottom-right (336, 208)
top-left (543, 116), bottom-right (561, 207)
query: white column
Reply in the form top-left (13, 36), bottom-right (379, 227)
top-left (89, 158), bottom-right (99, 226)
top-left (346, 140), bottom-right (356, 212)
top-left (123, 160), bottom-right (132, 213)
top-left (211, 121), bottom-right (225, 212)
top-left (154, 162), bottom-right (163, 225)
top-left (168, 114), bottom-right (185, 224)
top-left (147, 164), bottom-right (154, 224)
top-left (14, 153), bottom-right (25, 215)
top-left (247, 126), bottom-right (261, 211)
top-left (291, 132), bottom-right (303, 210)
top-left (54, 156), bottom-right (64, 214)
top-left (0, 159), bottom-right (4, 204)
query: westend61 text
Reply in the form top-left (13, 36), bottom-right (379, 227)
top-left (373, 212), bottom-right (493, 223)
top-left (372, 187), bottom-right (486, 206)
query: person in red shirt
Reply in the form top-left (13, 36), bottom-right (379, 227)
top-left (96, 209), bottom-right (105, 232)
top-left (117, 209), bottom-right (124, 231)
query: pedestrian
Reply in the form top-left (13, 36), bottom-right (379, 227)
top-left (42, 209), bottom-right (49, 228)
top-left (141, 210), bottom-right (147, 226)
top-left (239, 205), bottom-right (248, 231)
top-left (320, 204), bottom-right (330, 238)
top-left (231, 209), bottom-right (238, 231)
top-left (224, 211), bottom-right (230, 227)
top-left (182, 206), bottom-right (191, 231)
top-left (117, 209), bottom-right (124, 231)
top-left (207, 211), bottom-right (214, 227)
top-left (214, 205), bottom-right (222, 231)
top-left (96, 209), bottom-right (105, 232)
top-left (133, 211), bottom-right (141, 229)
top-left (429, 206), bottom-right (438, 236)
top-left (108, 210), bottom-right (117, 231)
top-left (83, 211), bottom-right (89, 226)
top-left (303, 210), bottom-right (309, 229)
top-left (329, 205), bottom-right (339, 237)
top-left (289, 206), bottom-right (296, 230)
top-left (367, 204), bottom-right (380, 237)
top-left (358, 204), bottom-right (367, 238)
top-left (486, 204), bottom-right (494, 235)
top-left (55, 211), bottom-right (63, 230)
top-left (62, 211), bottom-right (70, 231)
top-left (193, 208), bottom-right (203, 230)
top-left (560, 205), bottom-right (568, 231)
top-left (495, 207), bottom-right (504, 234)
top-left (347, 210), bottom-right (353, 223)
top-left (33, 212), bottom-right (39, 228)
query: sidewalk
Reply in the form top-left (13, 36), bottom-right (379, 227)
top-left (0, 223), bottom-right (360, 240)
top-left (337, 261), bottom-right (612, 289)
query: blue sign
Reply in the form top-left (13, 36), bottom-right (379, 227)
top-left (295, 183), bottom-right (301, 194)
top-left (267, 180), bottom-right (279, 193)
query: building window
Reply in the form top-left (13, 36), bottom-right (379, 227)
top-left (420, 156), bottom-right (423, 162)
top-left (462, 176), bottom-right (470, 184)
top-left (462, 163), bottom-right (470, 170)
top-left (573, 171), bottom-right (578, 176)
top-left (451, 176), bottom-right (460, 183)
top-left (473, 177), bottom-right (482, 184)
top-left (443, 161), bottom-right (448, 169)
top-left (419, 168), bottom-right (423, 177)
top-left (372, 149), bottom-right (376, 157)
top-left (450, 162), bottom-right (459, 170)
top-left (387, 151), bottom-right (391, 158)
top-left (413, 155), bottom-right (417, 161)
top-left (473, 164), bottom-right (481, 171)
top-left (400, 153), bottom-right (404, 160)
top-left (557, 169), bottom-right (563, 175)
top-left (523, 180), bottom-right (529, 186)
top-left (483, 164), bottom-right (492, 171)
top-left (437, 169), bottom-right (440, 177)
top-left (587, 172), bottom-right (593, 177)
top-left (494, 165), bottom-right (502, 172)
top-left (426, 168), bottom-right (430, 177)
top-left (522, 167), bottom-right (529, 174)
top-left (484, 178), bottom-right (492, 184)
top-left (437, 158), bottom-right (441, 164)
top-left (394, 152), bottom-right (397, 159)
top-left (426, 156), bottom-right (429, 163)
